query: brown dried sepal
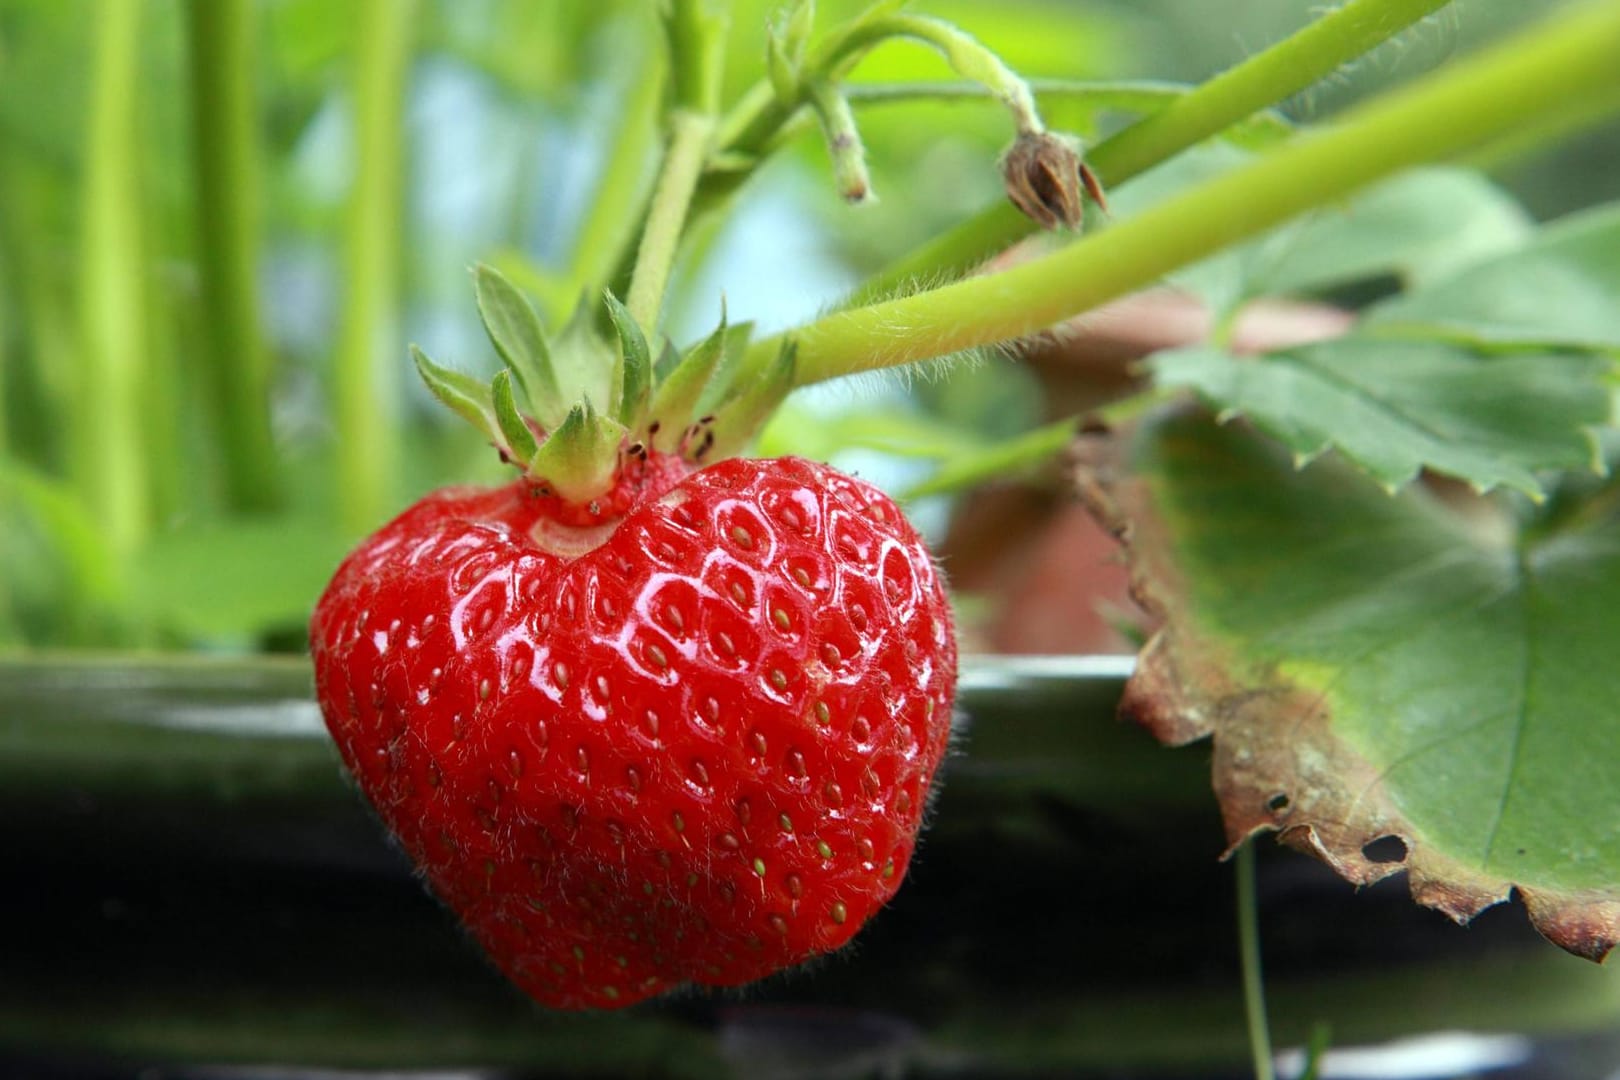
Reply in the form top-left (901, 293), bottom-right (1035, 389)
top-left (1072, 413), bottom-right (1620, 964)
top-left (1001, 131), bottom-right (1101, 231)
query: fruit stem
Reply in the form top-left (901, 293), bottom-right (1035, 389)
top-left (752, 0), bottom-right (1620, 387)
top-left (807, 80), bottom-right (871, 203)
top-left (332, 0), bottom-right (416, 534)
top-left (839, 14), bottom-right (1045, 135)
top-left (1236, 841), bottom-right (1277, 1080)
top-left (184, 0), bottom-right (282, 513)
top-left (848, 0), bottom-right (1454, 308)
top-left (625, 108), bottom-right (715, 339)
top-left (624, 0), bottom-right (726, 339)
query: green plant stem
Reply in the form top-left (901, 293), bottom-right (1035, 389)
top-left (184, 0), bottom-right (281, 513)
top-left (807, 80), bottom-right (870, 202)
top-left (625, 108), bottom-right (714, 338)
top-left (1299, 1023), bottom-right (1333, 1080)
top-left (842, 79), bottom-right (1292, 143)
top-left (756, 0), bottom-right (1620, 388)
top-left (850, 0), bottom-right (1453, 307)
top-left (1236, 841), bottom-right (1276, 1080)
top-left (699, 10), bottom-right (1048, 224)
top-left (333, 0), bottom-right (415, 535)
top-left (80, 0), bottom-right (149, 559)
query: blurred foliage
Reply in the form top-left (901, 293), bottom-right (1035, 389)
top-left (0, 0), bottom-right (1612, 652)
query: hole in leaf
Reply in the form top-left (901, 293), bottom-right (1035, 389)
top-left (1267, 793), bottom-right (1290, 813)
top-left (1362, 835), bottom-right (1408, 864)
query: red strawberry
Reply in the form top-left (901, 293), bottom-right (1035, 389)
top-left (311, 445), bottom-right (955, 1009)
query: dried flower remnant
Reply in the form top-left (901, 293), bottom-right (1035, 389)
top-left (1001, 130), bottom-right (1103, 231)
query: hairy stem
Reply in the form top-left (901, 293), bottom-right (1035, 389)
top-left (851, 0), bottom-right (1454, 307)
top-left (333, 0), bottom-right (415, 534)
top-left (758, 0), bottom-right (1620, 387)
top-left (807, 80), bottom-right (870, 202)
top-left (185, 0), bottom-right (281, 512)
top-left (625, 109), bottom-right (715, 337)
top-left (621, 0), bottom-right (726, 337)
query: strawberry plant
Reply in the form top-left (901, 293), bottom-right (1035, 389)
top-left (4, 0), bottom-right (1620, 1067)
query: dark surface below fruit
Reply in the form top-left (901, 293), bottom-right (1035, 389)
top-left (1, 655), bottom-right (1615, 1079)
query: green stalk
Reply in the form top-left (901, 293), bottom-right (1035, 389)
top-left (80, 0), bottom-right (149, 558)
top-left (184, 0), bottom-right (281, 513)
top-left (807, 80), bottom-right (870, 202)
top-left (624, 109), bottom-right (715, 337)
top-left (1236, 842), bottom-right (1276, 1080)
top-left (333, 0), bottom-right (416, 534)
top-left (623, 0), bottom-right (727, 338)
top-left (759, 0), bottom-right (1620, 387)
top-left (699, 9), bottom-right (1050, 222)
top-left (850, 0), bottom-right (1453, 307)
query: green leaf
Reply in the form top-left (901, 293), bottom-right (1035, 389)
top-left (551, 295), bottom-right (620, 416)
top-left (1365, 202), bottom-right (1620, 351)
top-left (481, 249), bottom-right (578, 334)
top-left (412, 346), bottom-right (499, 445)
top-left (602, 291), bottom-right (652, 426)
top-left (702, 341), bottom-right (797, 463)
top-left (1114, 155), bottom-right (1533, 314)
top-left (653, 339), bottom-right (681, 385)
top-left (473, 263), bottom-right (567, 428)
top-left (691, 318), bottom-right (759, 419)
top-left (766, 24), bottom-right (798, 103)
top-left (527, 402), bottom-right (628, 505)
top-left (781, 0), bottom-right (816, 61)
top-left (1151, 339), bottom-right (1610, 498)
top-left (647, 309), bottom-right (739, 454)
top-left (1079, 408), bottom-right (1620, 962)
top-left (1239, 167), bottom-right (1533, 296)
top-left (491, 369), bottom-right (540, 464)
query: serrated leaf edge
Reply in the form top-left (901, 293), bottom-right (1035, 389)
top-left (1072, 408), bottom-right (1620, 964)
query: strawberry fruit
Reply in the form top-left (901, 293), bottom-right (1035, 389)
top-left (310, 269), bottom-right (956, 1009)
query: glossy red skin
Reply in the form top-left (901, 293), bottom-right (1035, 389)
top-left (310, 453), bottom-right (956, 1009)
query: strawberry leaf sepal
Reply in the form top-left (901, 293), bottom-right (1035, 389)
top-left (647, 303), bottom-right (733, 454)
top-left (702, 340), bottom-right (796, 463)
top-left (604, 290), bottom-right (653, 426)
top-left (492, 370), bottom-right (542, 463)
top-left (414, 279), bottom-right (780, 507)
top-left (473, 264), bottom-right (569, 429)
top-left (412, 346), bottom-right (503, 448)
top-left (529, 402), bottom-right (630, 505)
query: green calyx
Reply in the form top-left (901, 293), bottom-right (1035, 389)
top-left (413, 264), bottom-right (790, 504)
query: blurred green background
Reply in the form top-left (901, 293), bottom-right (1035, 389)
top-left (0, 0), bottom-right (1605, 652)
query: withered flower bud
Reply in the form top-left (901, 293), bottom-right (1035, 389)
top-left (1001, 131), bottom-right (1104, 231)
